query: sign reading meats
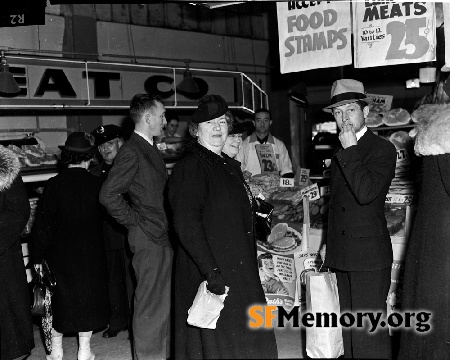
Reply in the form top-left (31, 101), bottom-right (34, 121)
top-left (0, 56), bottom-right (267, 112)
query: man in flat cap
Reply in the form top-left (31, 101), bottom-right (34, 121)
top-left (323, 79), bottom-right (397, 359)
top-left (100, 95), bottom-right (172, 360)
top-left (91, 125), bottom-right (132, 339)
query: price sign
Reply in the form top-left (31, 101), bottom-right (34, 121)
top-left (352, 2), bottom-right (436, 68)
top-left (300, 183), bottom-right (320, 201)
top-left (396, 148), bottom-right (410, 163)
top-left (255, 144), bottom-right (278, 174)
top-left (299, 168), bottom-right (310, 186)
top-left (385, 194), bottom-right (415, 205)
top-left (320, 185), bottom-right (330, 197)
top-left (366, 93), bottom-right (393, 114)
top-left (280, 177), bottom-right (294, 187)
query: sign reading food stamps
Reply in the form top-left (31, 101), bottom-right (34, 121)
top-left (276, 1), bottom-right (352, 73)
top-left (353, 1), bottom-right (436, 68)
top-left (366, 93), bottom-right (393, 114)
top-left (255, 144), bottom-right (278, 174)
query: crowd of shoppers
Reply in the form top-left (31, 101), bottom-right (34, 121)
top-left (3, 83), bottom-right (447, 360)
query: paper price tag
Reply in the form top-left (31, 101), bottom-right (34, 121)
top-left (396, 148), bottom-right (409, 163)
top-left (300, 183), bottom-right (320, 201)
top-left (320, 186), bottom-right (330, 197)
top-left (385, 194), bottom-right (415, 205)
top-left (280, 177), bottom-right (294, 187)
top-left (299, 168), bottom-right (310, 185)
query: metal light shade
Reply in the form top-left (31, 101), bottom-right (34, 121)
top-left (0, 53), bottom-right (20, 94)
top-left (177, 63), bottom-right (199, 94)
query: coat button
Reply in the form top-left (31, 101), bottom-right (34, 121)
top-left (342, 230), bottom-right (346, 235)
top-left (330, 205), bottom-right (334, 210)
top-left (342, 207), bottom-right (345, 212)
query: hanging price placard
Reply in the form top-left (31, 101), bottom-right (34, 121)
top-left (352, 2), bottom-right (436, 68)
top-left (255, 144), bottom-right (278, 174)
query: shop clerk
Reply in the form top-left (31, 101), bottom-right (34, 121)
top-left (236, 108), bottom-right (294, 177)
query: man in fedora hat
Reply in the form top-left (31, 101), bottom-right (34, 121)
top-left (90, 125), bottom-right (134, 339)
top-left (323, 79), bottom-right (397, 359)
top-left (100, 94), bottom-right (172, 360)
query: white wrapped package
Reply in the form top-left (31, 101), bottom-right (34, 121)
top-left (187, 281), bottom-right (229, 329)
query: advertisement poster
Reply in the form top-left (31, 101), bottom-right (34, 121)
top-left (257, 245), bottom-right (297, 309)
top-left (276, 1), bottom-right (352, 73)
top-left (353, 1), bottom-right (436, 68)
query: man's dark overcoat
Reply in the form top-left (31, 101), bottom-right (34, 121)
top-left (0, 146), bottom-right (34, 360)
top-left (168, 141), bottom-right (278, 359)
top-left (325, 129), bottom-right (396, 271)
top-left (30, 168), bottom-right (109, 333)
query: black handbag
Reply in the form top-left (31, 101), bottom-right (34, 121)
top-left (31, 259), bottom-right (56, 316)
top-left (254, 196), bottom-right (274, 242)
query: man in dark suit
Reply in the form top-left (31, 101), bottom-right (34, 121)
top-left (323, 79), bottom-right (397, 359)
top-left (90, 124), bottom-right (133, 339)
top-left (100, 94), bottom-right (172, 360)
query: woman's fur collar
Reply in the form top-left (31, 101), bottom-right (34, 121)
top-left (0, 145), bottom-right (21, 191)
top-left (186, 139), bottom-right (225, 165)
top-left (412, 104), bottom-right (450, 156)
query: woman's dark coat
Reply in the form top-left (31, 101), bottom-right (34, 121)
top-left (168, 141), bottom-right (278, 359)
top-left (398, 104), bottom-right (450, 359)
top-left (0, 146), bottom-right (34, 360)
top-left (30, 167), bottom-right (109, 333)
top-left (398, 154), bottom-right (450, 359)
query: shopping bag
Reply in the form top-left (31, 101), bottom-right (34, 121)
top-left (305, 271), bottom-right (344, 358)
top-left (187, 281), bottom-right (229, 329)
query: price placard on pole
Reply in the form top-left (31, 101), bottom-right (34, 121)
top-left (300, 183), bottom-right (320, 201)
top-left (352, 2), bottom-right (436, 68)
top-left (299, 168), bottom-right (310, 186)
top-left (255, 144), bottom-right (278, 174)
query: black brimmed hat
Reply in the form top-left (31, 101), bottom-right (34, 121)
top-left (192, 95), bottom-right (228, 123)
top-left (323, 79), bottom-right (370, 113)
top-left (229, 120), bottom-right (255, 135)
top-left (58, 132), bottom-right (96, 153)
top-left (91, 125), bottom-right (123, 146)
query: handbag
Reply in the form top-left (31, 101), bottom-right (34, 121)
top-left (187, 281), bottom-right (229, 329)
top-left (254, 195), bottom-right (274, 242)
top-left (31, 259), bottom-right (56, 316)
top-left (305, 271), bottom-right (344, 358)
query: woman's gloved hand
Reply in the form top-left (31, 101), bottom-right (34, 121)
top-left (205, 268), bottom-right (226, 295)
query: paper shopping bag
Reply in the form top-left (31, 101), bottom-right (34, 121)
top-left (187, 281), bottom-right (229, 329)
top-left (305, 271), bottom-right (344, 358)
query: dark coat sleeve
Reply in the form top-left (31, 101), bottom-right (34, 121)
top-left (437, 153), bottom-right (450, 196)
top-left (99, 146), bottom-right (139, 229)
top-left (29, 180), bottom-right (57, 264)
top-left (334, 141), bottom-right (396, 204)
top-left (0, 176), bottom-right (30, 256)
top-left (168, 157), bottom-right (217, 275)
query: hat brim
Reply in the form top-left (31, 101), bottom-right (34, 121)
top-left (94, 135), bottom-right (121, 146)
top-left (58, 145), bottom-right (97, 154)
top-left (323, 98), bottom-right (371, 113)
top-left (229, 121), bottom-right (255, 135)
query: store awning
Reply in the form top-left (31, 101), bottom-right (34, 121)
top-left (0, 55), bottom-right (268, 113)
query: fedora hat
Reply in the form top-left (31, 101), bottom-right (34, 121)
top-left (58, 132), bottom-right (96, 153)
top-left (91, 124), bottom-right (123, 146)
top-left (229, 119), bottom-right (255, 135)
top-left (192, 94), bottom-right (228, 123)
top-left (323, 79), bottom-right (370, 113)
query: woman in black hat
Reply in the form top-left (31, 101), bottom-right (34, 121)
top-left (30, 132), bottom-right (109, 360)
top-left (168, 95), bottom-right (278, 359)
top-left (222, 112), bottom-right (255, 160)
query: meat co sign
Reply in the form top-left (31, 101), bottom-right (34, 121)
top-left (0, 56), bottom-right (267, 112)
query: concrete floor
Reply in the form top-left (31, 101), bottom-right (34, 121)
top-left (26, 323), bottom-right (306, 359)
